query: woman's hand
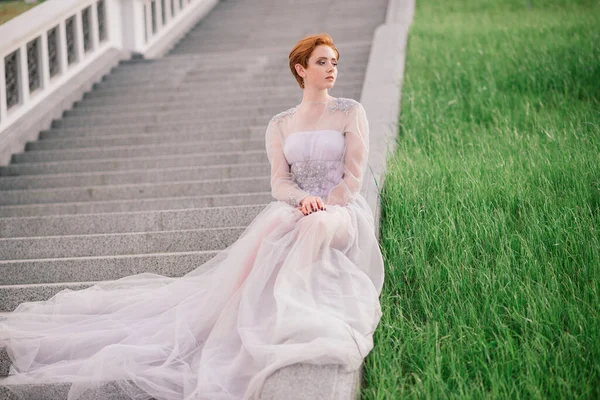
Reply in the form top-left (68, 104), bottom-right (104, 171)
top-left (297, 195), bottom-right (326, 216)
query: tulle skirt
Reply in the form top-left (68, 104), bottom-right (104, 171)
top-left (0, 195), bottom-right (385, 400)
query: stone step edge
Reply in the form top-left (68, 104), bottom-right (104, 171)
top-left (18, 137), bottom-right (265, 156)
top-left (34, 130), bottom-right (265, 144)
top-left (0, 249), bottom-right (221, 266)
top-left (86, 82), bottom-right (357, 95)
top-left (130, 40), bottom-right (372, 60)
top-left (0, 202), bottom-right (267, 224)
top-left (6, 149), bottom-right (265, 168)
top-left (0, 175), bottom-right (269, 196)
top-left (0, 162), bottom-right (269, 183)
top-left (1, 224), bottom-right (248, 242)
top-left (0, 191), bottom-right (272, 217)
top-left (40, 123), bottom-right (266, 135)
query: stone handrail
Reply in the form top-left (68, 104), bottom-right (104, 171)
top-left (0, 0), bottom-right (215, 135)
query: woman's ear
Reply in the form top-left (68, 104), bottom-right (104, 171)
top-left (295, 63), bottom-right (305, 78)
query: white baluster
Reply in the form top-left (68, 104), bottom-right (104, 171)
top-left (90, 3), bottom-right (100, 52)
top-left (155, 0), bottom-right (163, 32)
top-left (75, 10), bottom-right (85, 61)
top-left (19, 45), bottom-right (30, 106)
top-left (40, 33), bottom-right (50, 91)
top-left (58, 20), bottom-right (69, 71)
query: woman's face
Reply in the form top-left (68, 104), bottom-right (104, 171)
top-left (299, 44), bottom-right (338, 90)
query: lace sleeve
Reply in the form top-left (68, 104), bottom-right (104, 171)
top-left (324, 103), bottom-right (369, 206)
top-left (265, 118), bottom-right (311, 207)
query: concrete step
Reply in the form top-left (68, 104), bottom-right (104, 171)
top-left (103, 62), bottom-right (366, 84)
top-left (0, 225), bottom-right (245, 261)
top-left (57, 107), bottom-right (286, 126)
top-left (115, 41), bottom-right (371, 66)
top-left (71, 96), bottom-right (299, 112)
top-left (0, 281), bottom-right (105, 312)
top-left (35, 126), bottom-right (265, 147)
top-left (0, 176), bottom-right (270, 205)
top-left (120, 49), bottom-right (357, 64)
top-left (12, 138), bottom-right (265, 163)
top-left (0, 250), bottom-right (221, 285)
top-left (202, 0), bottom-right (383, 13)
top-left (170, 32), bottom-right (375, 47)
top-left (81, 88), bottom-right (295, 103)
top-left (0, 150), bottom-right (268, 176)
top-left (103, 59), bottom-right (367, 76)
top-left (107, 62), bottom-right (248, 76)
top-left (35, 125), bottom-right (266, 142)
top-left (65, 99), bottom-right (299, 118)
top-left (0, 379), bottom-right (147, 399)
top-left (0, 204), bottom-right (266, 238)
top-left (76, 88), bottom-right (362, 108)
top-left (88, 79), bottom-right (360, 96)
top-left (0, 203), bottom-right (265, 238)
top-left (0, 163), bottom-right (270, 190)
top-left (183, 19), bottom-right (383, 34)
top-left (93, 70), bottom-right (365, 90)
top-left (185, 26), bottom-right (382, 39)
top-left (50, 114), bottom-right (270, 129)
top-left (171, 35), bottom-right (376, 54)
top-left (0, 192), bottom-right (272, 218)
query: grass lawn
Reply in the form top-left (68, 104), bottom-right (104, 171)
top-left (363, 0), bottom-right (599, 398)
top-left (0, 1), bottom-right (42, 25)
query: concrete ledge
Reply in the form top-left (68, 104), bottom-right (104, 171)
top-left (0, 48), bottom-right (130, 167)
top-left (143, 0), bottom-right (220, 59)
top-left (261, 363), bottom-right (359, 400)
top-left (354, 0), bottom-right (415, 397)
top-left (360, 0), bottom-right (416, 238)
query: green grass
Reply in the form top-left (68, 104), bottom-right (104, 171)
top-left (362, 0), bottom-right (600, 398)
top-left (0, 1), bottom-right (42, 25)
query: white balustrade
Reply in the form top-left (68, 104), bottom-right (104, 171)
top-left (0, 0), bottom-right (206, 134)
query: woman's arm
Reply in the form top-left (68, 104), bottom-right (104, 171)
top-left (324, 103), bottom-right (370, 206)
top-left (265, 118), bottom-right (312, 207)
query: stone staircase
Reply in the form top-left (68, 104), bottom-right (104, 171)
top-left (0, 0), bottom-right (388, 397)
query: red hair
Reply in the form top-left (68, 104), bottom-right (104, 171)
top-left (288, 33), bottom-right (340, 89)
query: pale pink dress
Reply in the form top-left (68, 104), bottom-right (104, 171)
top-left (0, 97), bottom-right (385, 400)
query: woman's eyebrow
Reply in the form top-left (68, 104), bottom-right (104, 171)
top-left (316, 57), bottom-right (337, 61)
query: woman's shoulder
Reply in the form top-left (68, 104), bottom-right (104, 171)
top-left (329, 97), bottom-right (363, 115)
top-left (270, 105), bottom-right (298, 124)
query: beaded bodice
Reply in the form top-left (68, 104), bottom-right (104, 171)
top-left (283, 130), bottom-right (346, 200)
top-left (266, 97), bottom-right (367, 207)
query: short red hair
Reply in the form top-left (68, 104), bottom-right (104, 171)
top-left (288, 33), bottom-right (340, 89)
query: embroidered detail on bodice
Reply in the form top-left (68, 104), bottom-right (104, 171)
top-left (271, 106), bottom-right (298, 122)
top-left (328, 97), bottom-right (359, 114)
top-left (290, 160), bottom-right (343, 199)
top-left (271, 98), bottom-right (360, 122)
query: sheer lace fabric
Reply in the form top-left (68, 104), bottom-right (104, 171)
top-left (265, 97), bottom-right (369, 207)
top-left (0, 97), bottom-right (384, 400)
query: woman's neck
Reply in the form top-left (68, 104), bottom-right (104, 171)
top-left (300, 88), bottom-right (334, 104)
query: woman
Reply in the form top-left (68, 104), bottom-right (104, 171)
top-left (0, 33), bottom-right (385, 400)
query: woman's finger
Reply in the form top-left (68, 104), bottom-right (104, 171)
top-left (317, 198), bottom-right (325, 211)
top-left (303, 200), bottom-right (311, 214)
